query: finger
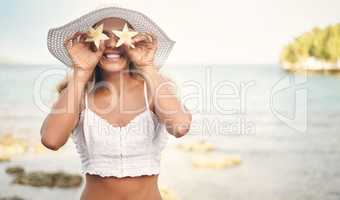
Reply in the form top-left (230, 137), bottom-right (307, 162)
top-left (131, 40), bottom-right (155, 51)
top-left (92, 40), bottom-right (106, 54)
top-left (136, 33), bottom-right (155, 46)
top-left (64, 35), bottom-right (73, 50)
top-left (142, 32), bottom-right (155, 43)
top-left (137, 34), bottom-right (157, 49)
top-left (149, 33), bottom-right (158, 45)
top-left (147, 33), bottom-right (158, 51)
top-left (72, 32), bottom-right (83, 45)
top-left (67, 33), bottom-right (78, 47)
top-left (89, 42), bottom-right (97, 52)
top-left (79, 33), bottom-right (87, 43)
top-left (145, 33), bottom-right (153, 43)
top-left (132, 33), bottom-right (149, 43)
top-left (98, 40), bottom-right (106, 52)
top-left (64, 32), bottom-right (78, 46)
top-left (145, 41), bottom-right (156, 51)
top-left (75, 32), bottom-right (86, 42)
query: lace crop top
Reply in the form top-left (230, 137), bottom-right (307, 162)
top-left (71, 81), bottom-right (169, 178)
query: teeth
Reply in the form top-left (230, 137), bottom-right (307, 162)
top-left (105, 54), bottom-right (120, 59)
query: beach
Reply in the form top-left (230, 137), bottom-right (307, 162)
top-left (1, 64), bottom-right (340, 200)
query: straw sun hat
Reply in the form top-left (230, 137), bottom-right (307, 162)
top-left (47, 6), bottom-right (175, 68)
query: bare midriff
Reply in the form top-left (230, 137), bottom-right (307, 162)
top-left (80, 174), bottom-right (163, 200)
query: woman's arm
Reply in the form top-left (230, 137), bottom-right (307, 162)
top-left (142, 66), bottom-right (192, 138)
top-left (40, 31), bottom-right (104, 150)
top-left (40, 72), bottom-right (87, 150)
top-left (123, 32), bottom-right (191, 137)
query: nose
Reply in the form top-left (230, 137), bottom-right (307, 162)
top-left (105, 36), bottom-right (117, 48)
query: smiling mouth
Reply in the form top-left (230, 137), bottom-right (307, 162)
top-left (103, 50), bottom-right (123, 61)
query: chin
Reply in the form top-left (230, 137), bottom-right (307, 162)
top-left (99, 61), bottom-right (127, 72)
top-left (98, 57), bottom-right (128, 72)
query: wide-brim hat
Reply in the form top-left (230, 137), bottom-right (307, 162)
top-left (47, 6), bottom-right (175, 69)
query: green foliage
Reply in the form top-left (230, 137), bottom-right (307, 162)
top-left (281, 23), bottom-right (340, 63)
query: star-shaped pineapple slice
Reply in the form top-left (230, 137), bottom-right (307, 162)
top-left (112, 23), bottom-right (139, 48)
top-left (85, 24), bottom-right (109, 49)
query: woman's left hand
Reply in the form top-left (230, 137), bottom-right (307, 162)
top-left (123, 32), bottom-right (158, 69)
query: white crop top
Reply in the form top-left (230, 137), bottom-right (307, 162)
top-left (71, 81), bottom-right (169, 178)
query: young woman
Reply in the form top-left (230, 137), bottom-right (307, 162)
top-left (41, 6), bottom-right (192, 200)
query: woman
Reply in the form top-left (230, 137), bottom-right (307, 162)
top-left (40, 6), bottom-right (192, 200)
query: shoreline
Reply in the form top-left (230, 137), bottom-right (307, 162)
top-left (281, 57), bottom-right (340, 74)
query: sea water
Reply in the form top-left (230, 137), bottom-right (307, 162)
top-left (0, 64), bottom-right (339, 200)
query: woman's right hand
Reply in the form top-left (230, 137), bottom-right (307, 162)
top-left (64, 32), bottom-right (105, 83)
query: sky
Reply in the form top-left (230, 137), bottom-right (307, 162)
top-left (0, 0), bottom-right (339, 65)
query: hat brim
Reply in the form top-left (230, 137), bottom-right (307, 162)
top-left (47, 6), bottom-right (175, 68)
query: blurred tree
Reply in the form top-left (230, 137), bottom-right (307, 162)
top-left (280, 23), bottom-right (340, 64)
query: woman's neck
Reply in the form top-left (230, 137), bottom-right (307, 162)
top-left (100, 70), bottom-right (136, 96)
